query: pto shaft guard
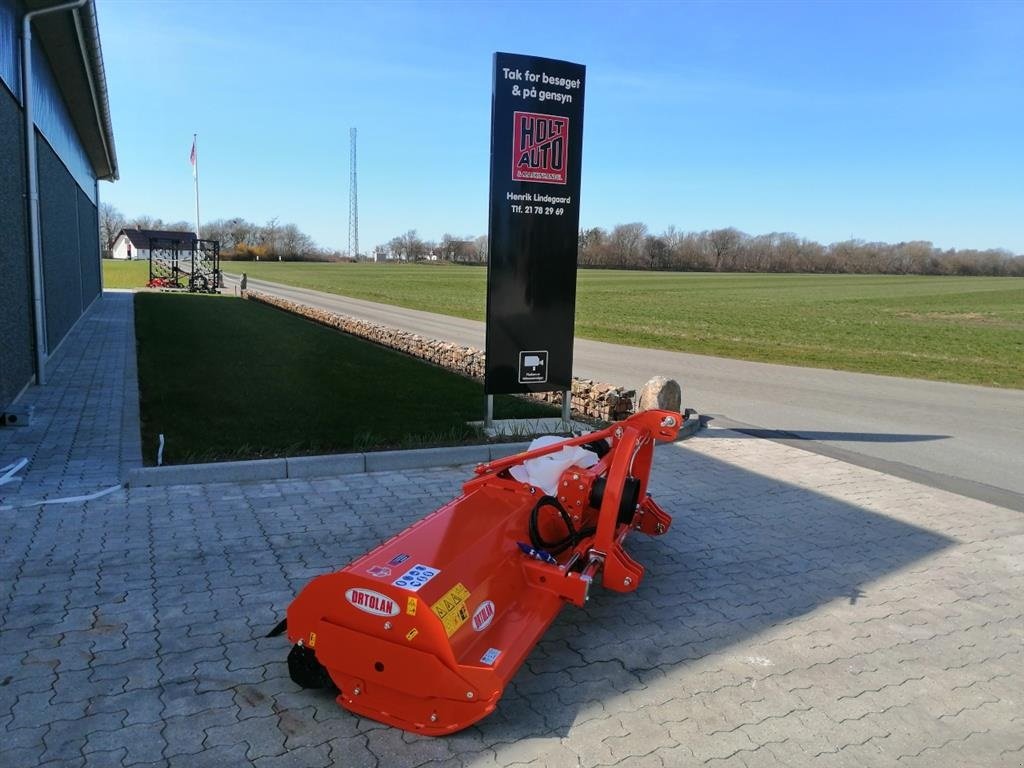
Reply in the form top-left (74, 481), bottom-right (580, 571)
top-left (282, 409), bottom-right (682, 735)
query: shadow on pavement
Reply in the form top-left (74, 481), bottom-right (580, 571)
top-left (464, 445), bottom-right (955, 741)
top-left (700, 424), bottom-right (949, 443)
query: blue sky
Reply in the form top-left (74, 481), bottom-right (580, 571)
top-left (97, 0), bottom-right (1023, 254)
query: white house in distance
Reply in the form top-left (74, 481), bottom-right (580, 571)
top-left (371, 244), bottom-right (440, 262)
top-left (110, 228), bottom-right (196, 260)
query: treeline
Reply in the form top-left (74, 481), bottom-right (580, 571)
top-left (201, 217), bottom-right (344, 261)
top-left (377, 230), bottom-right (487, 262)
top-left (99, 204), bottom-right (343, 262)
top-left (579, 225), bottom-right (1023, 276)
top-left (377, 224), bottom-right (1021, 276)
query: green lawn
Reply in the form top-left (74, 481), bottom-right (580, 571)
top-left (134, 293), bottom-right (555, 465)
top-left (103, 259), bottom-right (150, 288)
top-left (230, 263), bottom-right (1024, 388)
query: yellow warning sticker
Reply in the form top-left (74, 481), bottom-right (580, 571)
top-left (440, 603), bottom-right (470, 637)
top-left (308, 632), bottom-right (317, 648)
top-left (432, 583), bottom-right (472, 637)
top-left (431, 583), bottom-right (470, 619)
top-left (406, 628), bottom-right (418, 641)
top-left (406, 597), bottom-right (417, 616)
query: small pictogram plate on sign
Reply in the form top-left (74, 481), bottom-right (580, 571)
top-left (518, 350), bottom-right (548, 384)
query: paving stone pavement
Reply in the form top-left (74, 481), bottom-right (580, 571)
top-left (0, 291), bottom-right (142, 502)
top-left (1, 426), bottom-right (1021, 768)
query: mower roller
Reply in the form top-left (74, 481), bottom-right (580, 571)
top-left (277, 409), bottom-right (682, 735)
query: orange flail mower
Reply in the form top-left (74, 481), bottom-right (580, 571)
top-left (274, 409), bottom-right (682, 735)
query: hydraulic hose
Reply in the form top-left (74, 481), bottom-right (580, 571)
top-left (528, 495), bottom-right (596, 556)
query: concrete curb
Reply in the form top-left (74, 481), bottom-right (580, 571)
top-left (126, 442), bottom-right (533, 488)
top-left (125, 412), bottom-right (704, 488)
top-left (677, 409), bottom-right (705, 440)
top-left (127, 458), bottom-right (288, 487)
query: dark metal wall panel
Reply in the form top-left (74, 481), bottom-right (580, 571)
top-left (38, 132), bottom-right (83, 352)
top-left (31, 28), bottom-right (96, 204)
top-left (0, 84), bottom-right (32, 409)
top-left (77, 184), bottom-right (99, 303)
top-left (0, 0), bottom-right (19, 100)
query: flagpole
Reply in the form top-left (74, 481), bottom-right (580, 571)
top-left (192, 133), bottom-right (201, 239)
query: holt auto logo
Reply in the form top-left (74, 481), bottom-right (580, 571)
top-left (512, 112), bottom-right (568, 185)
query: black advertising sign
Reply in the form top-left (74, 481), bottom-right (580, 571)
top-left (484, 52), bottom-right (585, 395)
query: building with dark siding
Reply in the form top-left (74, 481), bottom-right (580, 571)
top-left (0, 0), bottom-right (117, 414)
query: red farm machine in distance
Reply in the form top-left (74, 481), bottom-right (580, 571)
top-left (275, 409), bottom-right (683, 735)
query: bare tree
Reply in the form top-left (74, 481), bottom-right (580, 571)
top-left (259, 218), bottom-right (280, 261)
top-left (98, 202), bottom-right (125, 255)
top-left (578, 227), bottom-right (608, 266)
top-left (388, 230), bottom-right (427, 261)
top-left (279, 223), bottom-right (315, 260)
top-left (440, 234), bottom-right (476, 261)
top-left (645, 234), bottom-right (671, 270)
top-left (706, 228), bottom-right (745, 271)
top-left (473, 234), bottom-right (488, 262)
top-left (128, 214), bottom-right (160, 230)
top-left (609, 222), bottom-right (648, 268)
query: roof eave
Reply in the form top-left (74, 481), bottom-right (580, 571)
top-left (27, 0), bottom-right (118, 181)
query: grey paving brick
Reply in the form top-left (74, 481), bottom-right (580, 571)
top-left (325, 735), bottom-right (381, 768)
top-left (204, 713), bottom-right (286, 760)
top-left (557, 715), bottom-right (626, 765)
top-left (90, 657), bottom-right (161, 692)
top-left (193, 658), bottom-right (265, 693)
top-left (160, 683), bottom-right (236, 720)
top-left (1, 744), bottom-right (52, 768)
top-left (165, 744), bottom-right (251, 768)
top-left (84, 722), bottom-right (166, 765)
top-left (86, 688), bottom-right (165, 725)
top-left (10, 689), bottom-right (55, 729)
top-left (161, 706), bottom-right (240, 759)
top-left (252, 743), bottom-right (333, 768)
top-left (365, 726), bottom-right (454, 766)
top-left (3, 723), bottom-right (48, 754)
top-left (39, 711), bottom-right (127, 764)
top-left (274, 704), bottom-right (361, 750)
top-left (158, 645), bottom-right (225, 683)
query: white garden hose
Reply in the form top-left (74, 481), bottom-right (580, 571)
top-left (0, 458), bottom-right (29, 486)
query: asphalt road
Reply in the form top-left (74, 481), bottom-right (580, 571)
top-left (228, 274), bottom-right (1024, 510)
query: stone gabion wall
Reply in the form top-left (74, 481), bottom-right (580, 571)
top-left (246, 290), bottom-right (634, 421)
top-left (531, 379), bottom-right (634, 422)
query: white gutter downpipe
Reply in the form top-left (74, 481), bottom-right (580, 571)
top-left (22, 0), bottom-right (87, 387)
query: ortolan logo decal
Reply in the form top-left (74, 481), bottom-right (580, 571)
top-left (345, 588), bottom-right (399, 617)
top-left (512, 111), bottom-right (568, 185)
top-left (472, 600), bottom-right (495, 632)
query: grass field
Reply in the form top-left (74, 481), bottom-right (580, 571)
top-left (103, 259), bottom-right (150, 288)
top-left (134, 293), bottom-right (555, 465)
top-left (226, 263), bottom-right (1024, 389)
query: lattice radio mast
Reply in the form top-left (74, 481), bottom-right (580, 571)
top-left (348, 127), bottom-right (358, 259)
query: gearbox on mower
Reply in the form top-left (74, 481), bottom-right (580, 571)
top-left (272, 409), bottom-right (682, 735)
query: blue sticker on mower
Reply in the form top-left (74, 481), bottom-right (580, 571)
top-left (392, 564), bottom-right (441, 592)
